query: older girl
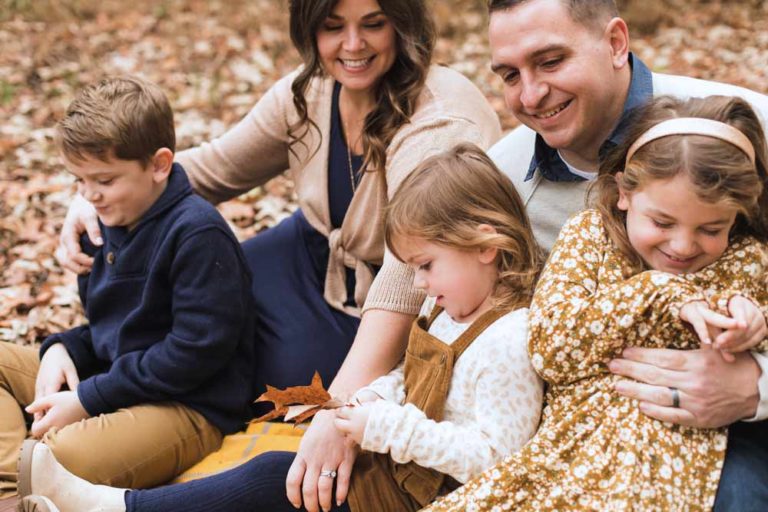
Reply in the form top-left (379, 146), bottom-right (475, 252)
top-left (427, 96), bottom-right (768, 511)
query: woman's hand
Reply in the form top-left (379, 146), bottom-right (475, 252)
top-left (713, 295), bottom-right (768, 353)
top-left (334, 403), bottom-right (373, 446)
top-left (286, 409), bottom-right (359, 512)
top-left (56, 194), bottom-right (101, 274)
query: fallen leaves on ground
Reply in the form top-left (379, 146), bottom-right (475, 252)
top-left (1, 0), bottom-right (766, 346)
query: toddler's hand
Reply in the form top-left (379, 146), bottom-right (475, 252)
top-left (26, 390), bottom-right (89, 438)
top-left (351, 389), bottom-right (381, 404)
top-left (713, 295), bottom-right (767, 354)
top-left (333, 403), bottom-right (373, 446)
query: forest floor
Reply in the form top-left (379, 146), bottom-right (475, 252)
top-left (1, 0), bottom-right (766, 344)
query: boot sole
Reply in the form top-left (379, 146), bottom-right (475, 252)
top-left (16, 440), bottom-right (39, 499)
top-left (18, 495), bottom-right (58, 512)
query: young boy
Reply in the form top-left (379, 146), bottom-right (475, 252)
top-left (0, 76), bottom-right (255, 506)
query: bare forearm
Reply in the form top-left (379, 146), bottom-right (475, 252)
top-left (328, 309), bottom-right (413, 397)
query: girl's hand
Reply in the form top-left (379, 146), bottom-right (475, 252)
top-left (334, 403), bottom-right (373, 446)
top-left (679, 301), bottom-right (739, 346)
top-left (713, 295), bottom-right (768, 354)
top-left (56, 194), bottom-right (101, 274)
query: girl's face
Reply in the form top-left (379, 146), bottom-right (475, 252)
top-left (617, 173), bottom-right (739, 274)
top-left (316, 0), bottom-right (397, 97)
top-left (396, 236), bottom-right (498, 323)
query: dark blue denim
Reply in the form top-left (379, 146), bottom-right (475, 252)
top-left (714, 421), bottom-right (768, 511)
top-left (126, 451), bottom-right (351, 512)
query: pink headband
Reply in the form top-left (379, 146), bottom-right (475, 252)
top-left (625, 117), bottom-right (756, 166)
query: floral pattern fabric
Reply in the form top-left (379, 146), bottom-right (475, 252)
top-left (425, 209), bottom-right (768, 512)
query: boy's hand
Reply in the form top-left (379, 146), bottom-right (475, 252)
top-left (334, 403), bottom-right (373, 446)
top-left (26, 391), bottom-right (89, 438)
top-left (713, 295), bottom-right (768, 353)
top-left (35, 343), bottom-right (79, 423)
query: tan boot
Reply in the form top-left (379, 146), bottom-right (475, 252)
top-left (17, 441), bottom-right (126, 512)
top-left (17, 495), bottom-right (60, 512)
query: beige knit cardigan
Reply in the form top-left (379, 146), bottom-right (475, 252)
top-left (177, 65), bottom-right (501, 317)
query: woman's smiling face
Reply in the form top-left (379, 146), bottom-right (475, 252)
top-left (316, 0), bottom-right (397, 96)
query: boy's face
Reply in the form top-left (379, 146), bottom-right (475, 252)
top-left (63, 151), bottom-right (170, 231)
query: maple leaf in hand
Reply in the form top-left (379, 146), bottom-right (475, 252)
top-left (252, 371), bottom-right (343, 424)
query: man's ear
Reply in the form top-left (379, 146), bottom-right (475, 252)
top-left (615, 172), bottom-right (631, 211)
top-left (605, 17), bottom-right (630, 70)
top-left (477, 224), bottom-right (499, 264)
top-left (150, 148), bottom-right (174, 183)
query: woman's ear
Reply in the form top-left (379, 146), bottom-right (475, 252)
top-left (615, 172), bottom-right (630, 211)
top-left (477, 224), bottom-right (499, 264)
top-left (150, 148), bottom-right (174, 183)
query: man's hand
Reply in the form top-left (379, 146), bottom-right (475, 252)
top-left (286, 409), bottom-right (358, 512)
top-left (334, 403), bottom-right (373, 446)
top-left (35, 344), bottom-right (79, 423)
top-left (56, 194), bottom-right (101, 274)
top-left (26, 390), bottom-right (89, 438)
top-left (610, 347), bottom-right (760, 428)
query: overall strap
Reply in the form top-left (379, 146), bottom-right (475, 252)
top-left (451, 308), bottom-right (510, 360)
top-left (424, 304), bottom-right (443, 328)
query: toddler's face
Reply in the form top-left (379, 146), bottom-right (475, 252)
top-left (618, 173), bottom-right (738, 274)
top-left (395, 236), bottom-right (498, 323)
top-left (63, 152), bottom-right (167, 231)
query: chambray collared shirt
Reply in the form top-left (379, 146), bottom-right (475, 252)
top-left (525, 53), bottom-right (654, 182)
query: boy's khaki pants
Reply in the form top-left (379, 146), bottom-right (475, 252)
top-left (0, 343), bottom-right (223, 499)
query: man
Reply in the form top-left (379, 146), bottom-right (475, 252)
top-left (485, 0), bottom-right (768, 508)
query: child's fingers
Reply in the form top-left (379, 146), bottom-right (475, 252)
top-left (25, 397), bottom-right (49, 415)
top-left (687, 314), bottom-right (713, 345)
top-left (699, 308), bottom-right (740, 330)
top-left (718, 350), bottom-right (736, 363)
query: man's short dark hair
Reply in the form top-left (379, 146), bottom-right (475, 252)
top-left (488, 0), bottom-right (619, 31)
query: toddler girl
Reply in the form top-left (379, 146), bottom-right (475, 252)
top-left (427, 96), bottom-right (768, 511)
top-left (19, 144), bottom-right (544, 512)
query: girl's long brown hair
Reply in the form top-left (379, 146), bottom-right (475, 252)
top-left (591, 95), bottom-right (768, 272)
top-left (385, 143), bottom-right (543, 310)
top-left (288, 0), bottom-right (435, 174)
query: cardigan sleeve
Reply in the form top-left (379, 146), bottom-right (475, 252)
top-left (362, 116), bottom-right (499, 315)
top-left (528, 211), bottom-right (703, 385)
top-left (176, 72), bottom-right (296, 204)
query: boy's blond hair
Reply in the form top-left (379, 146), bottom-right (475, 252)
top-left (56, 75), bottom-right (175, 166)
top-left (385, 143), bottom-right (543, 310)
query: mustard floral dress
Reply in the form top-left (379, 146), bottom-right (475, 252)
top-left (425, 210), bottom-right (768, 512)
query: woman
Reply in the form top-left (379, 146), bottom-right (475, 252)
top-left (52, 0), bottom-right (501, 510)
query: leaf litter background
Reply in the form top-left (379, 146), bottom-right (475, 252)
top-left (1, 0), bottom-right (766, 346)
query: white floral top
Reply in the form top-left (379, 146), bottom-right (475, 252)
top-left (356, 297), bottom-right (543, 484)
top-left (426, 210), bottom-right (768, 511)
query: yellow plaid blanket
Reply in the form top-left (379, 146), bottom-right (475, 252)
top-left (173, 422), bottom-right (305, 483)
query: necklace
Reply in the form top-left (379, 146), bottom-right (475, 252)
top-left (344, 123), bottom-right (361, 193)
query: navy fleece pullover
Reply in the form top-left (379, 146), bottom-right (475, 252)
top-left (41, 164), bottom-right (254, 434)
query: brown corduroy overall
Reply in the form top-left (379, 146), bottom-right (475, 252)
top-left (347, 306), bottom-right (508, 512)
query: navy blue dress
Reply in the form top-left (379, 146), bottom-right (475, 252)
top-left (243, 82), bottom-right (365, 414)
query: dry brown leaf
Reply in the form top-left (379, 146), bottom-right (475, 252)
top-left (252, 371), bottom-right (344, 425)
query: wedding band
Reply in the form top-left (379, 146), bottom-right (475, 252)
top-left (669, 387), bottom-right (680, 408)
top-left (320, 470), bottom-right (337, 479)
